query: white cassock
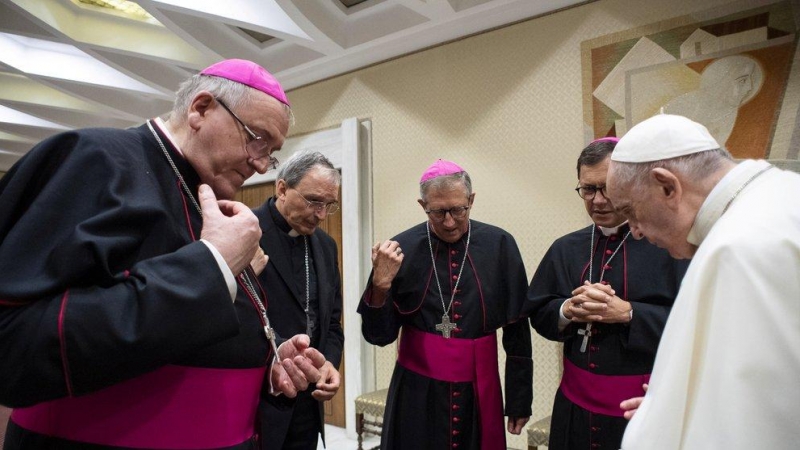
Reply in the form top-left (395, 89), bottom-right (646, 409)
top-left (621, 160), bottom-right (800, 449)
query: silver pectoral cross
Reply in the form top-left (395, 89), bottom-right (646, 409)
top-left (264, 325), bottom-right (280, 362)
top-left (306, 318), bottom-right (314, 337)
top-left (435, 314), bottom-right (457, 338)
top-left (578, 323), bottom-right (593, 353)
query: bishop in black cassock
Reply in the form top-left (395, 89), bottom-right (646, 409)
top-left (358, 160), bottom-right (532, 450)
top-left (0, 59), bottom-right (324, 450)
top-left (527, 139), bottom-right (687, 450)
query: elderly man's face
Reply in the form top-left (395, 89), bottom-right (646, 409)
top-left (606, 163), bottom-right (696, 259)
top-left (191, 92), bottom-right (289, 200)
top-left (418, 183), bottom-right (474, 244)
top-left (276, 167), bottom-right (340, 236)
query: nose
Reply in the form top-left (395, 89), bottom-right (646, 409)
top-left (592, 190), bottom-right (608, 204)
top-left (629, 222), bottom-right (645, 240)
top-left (249, 156), bottom-right (271, 175)
top-left (314, 207), bottom-right (328, 220)
top-left (442, 212), bottom-right (457, 226)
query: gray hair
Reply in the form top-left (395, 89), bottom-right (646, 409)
top-left (611, 148), bottom-right (734, 189)
top-left (420, 171), bottom-right (473, 202)
top-left (168, 73), bottom-right (294, 125)
top-left (276, 150), bottom-right (340, 189)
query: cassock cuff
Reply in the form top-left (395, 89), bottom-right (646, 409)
top-left (200, 239), bottom-right (237, 302)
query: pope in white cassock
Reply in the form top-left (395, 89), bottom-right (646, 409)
top-left (605, 114), bottom-right (800, 449)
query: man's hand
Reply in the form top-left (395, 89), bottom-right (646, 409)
top-left (311, 361), bottom-right (341, 401)
top-left (567, 281), bottom-right (632, 324)
top-left (198, 184), bottom-right (261, 275)
top-left (621, 383), bottom-right (649, 420)
top-left (270, 335), bottom-right (326, 398)
top-left (368, 240), bottom-right (404, 306)
top-left (507, 416), bottom-right (529, 435)
top-left (250, 247), bottom-right (269, 276)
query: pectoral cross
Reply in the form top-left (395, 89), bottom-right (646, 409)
top-left (306, 318), bottom-right (314, 337)
top-left (264, 325), bottom-right (280, 362)
top-left (435, 314), bottom-right (457, 338)
top-left (578, 323), bottom-right (593, 353)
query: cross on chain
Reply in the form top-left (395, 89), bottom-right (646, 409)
top-left (435, 314), bottom-right (457, 338)
top-left (578, 323), bottom-right (593, 353)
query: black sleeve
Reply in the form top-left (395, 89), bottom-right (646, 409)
top-left (527, 244), bottom-right (575, 342)
top-left (0, 132), bottom-right (239, 407)
top-left (357, 273), bottom-right (401, 347)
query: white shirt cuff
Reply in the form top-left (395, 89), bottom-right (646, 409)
top-left (557, 299), bottom-right (571, 331)
top-left (200, 239), bottom-right (237, 302)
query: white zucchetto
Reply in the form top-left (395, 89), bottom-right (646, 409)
top-left (612, 114), bottom-right (720, 163)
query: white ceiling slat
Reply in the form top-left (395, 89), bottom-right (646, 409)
top-left (0, 0), bottom-right (588, 170)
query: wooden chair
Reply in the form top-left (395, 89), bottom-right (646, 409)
top-left (527, 415), bottom-right (551, 450)
top-left (354, 388), bottom-right (388, 450)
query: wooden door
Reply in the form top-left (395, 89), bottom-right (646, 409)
top-left (236, 182), bottom-right (346, 428)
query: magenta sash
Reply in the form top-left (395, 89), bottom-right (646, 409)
top-left (560, 358), bottom-right (649, 417)
top-left (397, 327), bottom-right (505, 450)
top-left (11, 364), bottom-right (265, 448)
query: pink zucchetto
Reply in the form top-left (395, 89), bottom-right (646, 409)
top-left (200, 59), bottom-right (290, 106)
top-left (591, 136), bottom-right (619, 144)
top-left (420, 159), bottom-right (465, 184)
top-left (612, 114), bottom-right (719, 163)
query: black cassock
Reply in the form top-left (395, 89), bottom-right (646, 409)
top-left (0, 122), bottom-right (274, 449)
top-left (527, 224), bottom-right (688, 450)
top-left (358, 221), bottom-right (532, 450)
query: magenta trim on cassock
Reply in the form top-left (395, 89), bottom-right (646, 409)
top-left (12, 365), bottom-right (265, 448)
top-left (397, 327), bottom-right (505, 450)
top-left (560, 358), bottom-right (649, 417)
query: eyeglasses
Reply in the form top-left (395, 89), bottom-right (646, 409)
top-left (216, 98), bottom-right (279, 169)
top-left (292, 189), bottom-right (340, 215)
top-left (425, 206), bottom-right (470, 221)
top-left (575, 184), bottom-right (608, 200)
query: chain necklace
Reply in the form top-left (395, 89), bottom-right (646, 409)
top-left (721, 165), bottom-right (773, 214)
top-left (426, 220), bottom-right (471, 338)
top-left (147, 120), bottom-right (280, 360)
top-left (578, 225), bottom-right (631, 352)
top-left (302, 236), bottom-right (313, 336)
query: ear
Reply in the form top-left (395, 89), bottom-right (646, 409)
top-left (468, 192), bottom-right (476, 206)
top-left (417, 199), bottom-right (427, 210)
top-left (275, 179), bottom-right (292, 203)
top-left (650, 168), bottom-right (682, 202)
top-left (187, 92), bottom-right (215, 131)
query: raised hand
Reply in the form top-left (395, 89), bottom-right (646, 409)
top-left (198, 184), bottom-right (261, 275)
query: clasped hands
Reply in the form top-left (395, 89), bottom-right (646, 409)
top-left (563, 281), bottom-right (632, 324)
top-left (270, 334), bottom-right (341, 400)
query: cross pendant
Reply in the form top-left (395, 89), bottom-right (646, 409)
top-left (306, 318), bottom-right (314, 337)
top-left (435, 314), bottom-right (457, 339)
top-left (264, 325), bottom-right (280, 362)
top-left (578, 323), bottom-right (593, 352)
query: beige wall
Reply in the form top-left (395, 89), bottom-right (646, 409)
top-left (286, 0), bottom-right (766, 447)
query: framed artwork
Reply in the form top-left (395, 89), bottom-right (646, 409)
top-left (581, 0), bottom-right (800, 171)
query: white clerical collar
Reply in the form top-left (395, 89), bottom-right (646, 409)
top-left (598, 222), bottom-right (627, 236)
top-left (152, 117), bottom-right (185, 157)
top-left (687, 159), bottom-right (772, 246)
top-left (288, 229), bottom-right (300, 237)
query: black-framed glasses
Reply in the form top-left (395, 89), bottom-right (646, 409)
top-left (425, 206), bottom-right (470, 221)
top-left (292, 189), bottom-right (340, 215)
top-left (216, 98), bottom-right (279, 169)
top-left (575, 184), bottom-right (608, 200)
